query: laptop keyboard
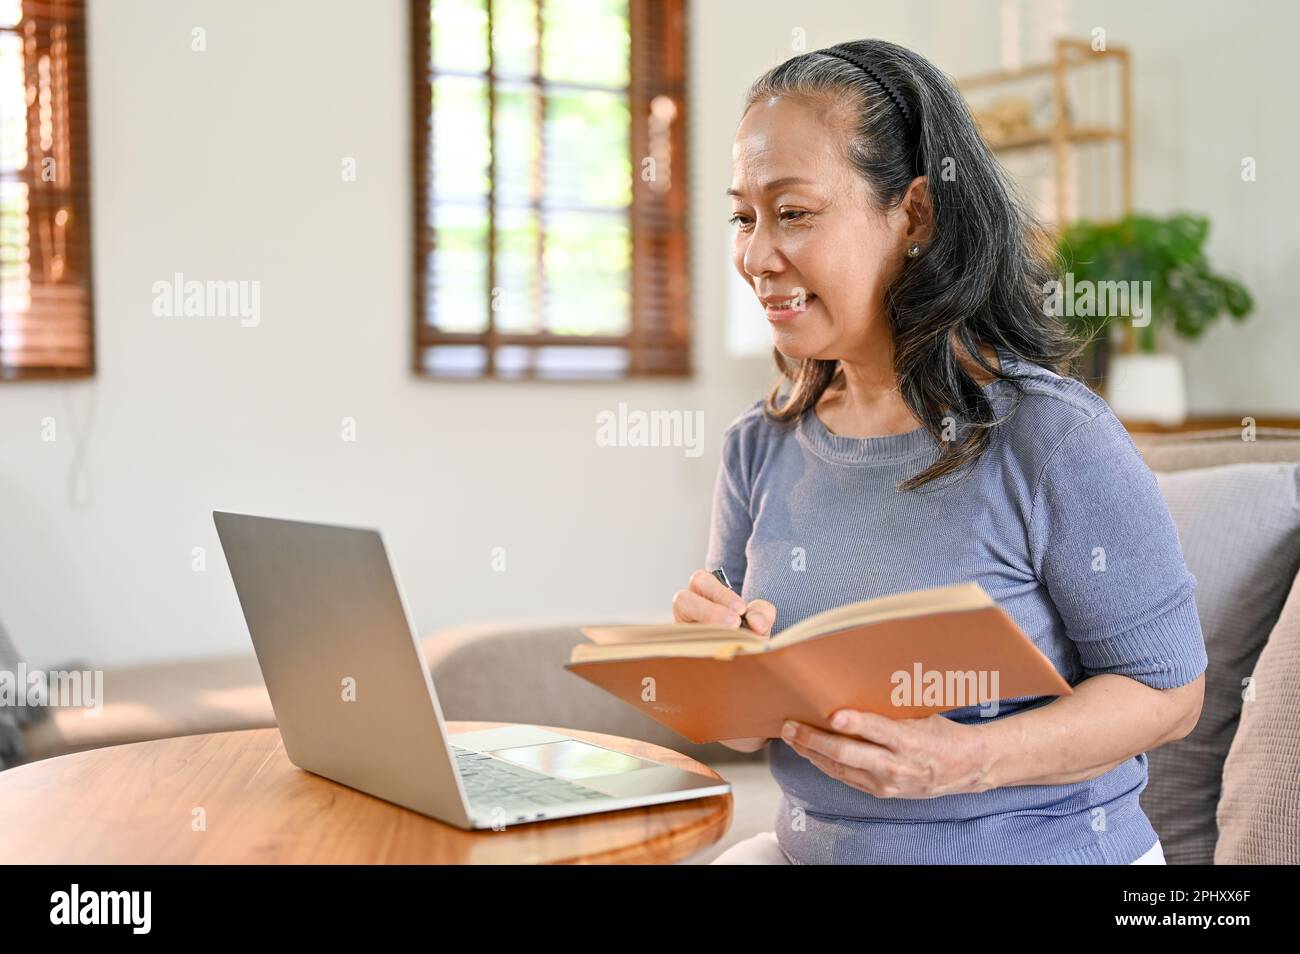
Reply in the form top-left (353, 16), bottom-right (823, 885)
top-left (452, 745), bottom-right (609, 817)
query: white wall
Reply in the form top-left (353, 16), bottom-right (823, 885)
top-left (2, 0), bottom-right (1295, 668)
top-left (1049, 0), bottom-right (1300, 412)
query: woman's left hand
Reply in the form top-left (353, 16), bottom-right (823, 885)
top-left (781, 709), bottom-right (994, 799)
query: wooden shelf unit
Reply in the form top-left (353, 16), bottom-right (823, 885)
top-left (959, 37), bottom-right (1133, 228)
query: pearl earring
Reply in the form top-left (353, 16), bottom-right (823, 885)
top-left (906, 242), bottom-right (921, 258)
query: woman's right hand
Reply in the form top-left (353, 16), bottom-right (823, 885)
top-left (672, 570), bottom-right (777, 753)
top-left (671, 569), bottom-right (777, 635)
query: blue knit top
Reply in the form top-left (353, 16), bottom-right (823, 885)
top-left (705, 348), bottom-right (1207, 864)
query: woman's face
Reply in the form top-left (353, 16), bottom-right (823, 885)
top-left (729, 95), bottom-right (909, 363)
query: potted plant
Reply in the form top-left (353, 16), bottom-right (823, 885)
top-left (1054, 213), bottom-right (1254, 424)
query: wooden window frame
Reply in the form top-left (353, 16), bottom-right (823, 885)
top-left (410, 0), bottom-right (691, 380)
top-left (0, 0), bottom-right (95, 381)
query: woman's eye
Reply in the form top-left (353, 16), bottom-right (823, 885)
top-left (729, 211), bottom-right (807, 229)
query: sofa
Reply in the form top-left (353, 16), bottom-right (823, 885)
top-left (7, 427), bottom-right (1299, 864)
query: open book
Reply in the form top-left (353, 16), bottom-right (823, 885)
top-left (565, 582), bottom-right (1072, 743)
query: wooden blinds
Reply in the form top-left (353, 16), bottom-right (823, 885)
top-left (0, 0), bottom-right (94, 380)
top-left (412, 0), bottom-right (690, 379)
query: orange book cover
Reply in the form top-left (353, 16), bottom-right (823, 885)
top-left (565, 583), bottom-right (1072, 744)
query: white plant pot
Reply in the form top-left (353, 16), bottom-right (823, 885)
top-left (1106, 353), bottom-right (1187, 426)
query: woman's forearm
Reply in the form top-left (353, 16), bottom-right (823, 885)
top-left (974, 673), bottom-right (1204, 789)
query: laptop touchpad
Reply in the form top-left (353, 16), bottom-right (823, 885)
top-left (488, 740), bottom-right (655, 779)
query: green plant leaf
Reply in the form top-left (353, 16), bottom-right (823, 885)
top-left (1054, 211), bottom-right (1254, 349)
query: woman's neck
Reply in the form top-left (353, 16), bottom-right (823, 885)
top-left (815, 341), bottom-right (1001, 439)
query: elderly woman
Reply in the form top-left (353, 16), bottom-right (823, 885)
top-left (673, 38), bottom-right (1205, 865)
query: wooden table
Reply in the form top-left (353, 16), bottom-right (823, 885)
top-left (0, 723), bottom-right (732, 864)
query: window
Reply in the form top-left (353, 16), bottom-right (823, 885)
top-left (0, 0), bottom-right (94, 380)
top-left (411, 0), bottom-right (689, 379)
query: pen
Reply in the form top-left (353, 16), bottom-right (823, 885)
top-left (710, 566), bottom-right (751, 631)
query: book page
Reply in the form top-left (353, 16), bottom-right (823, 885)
top-left (767, 582), bottom-right (993, 648)
top-left (580, 622), bottom-right (768, 646)
top-left (570, 639), bottom-right (766, 663)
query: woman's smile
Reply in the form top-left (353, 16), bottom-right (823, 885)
top-left (761, 292), bottom-right (817, 321)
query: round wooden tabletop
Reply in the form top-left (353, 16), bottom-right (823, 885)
top-left (0, 723), bottom-right (732, 864)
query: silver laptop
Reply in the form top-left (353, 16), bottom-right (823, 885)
top-left (213, 511), bottom-right (729, 830)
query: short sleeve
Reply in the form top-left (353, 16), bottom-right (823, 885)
top-left (704, 422), bottom-right (753, 590)
top-left (1027, 411), bottom-right (1207, 689)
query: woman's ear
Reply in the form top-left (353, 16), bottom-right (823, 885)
top-left (901, 176), bottom-right (935, 247)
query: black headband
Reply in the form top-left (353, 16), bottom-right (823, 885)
top-left (816, 45), bottom-right (917, 137)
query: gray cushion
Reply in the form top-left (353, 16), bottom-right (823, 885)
top-left (1140, 462), bottom-right (1300, 863)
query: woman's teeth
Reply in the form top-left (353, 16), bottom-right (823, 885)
top-left (768, 294), bottom-right (815, 312)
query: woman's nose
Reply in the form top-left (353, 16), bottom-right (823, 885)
top-left (742, 224), bottom-right (783, 279)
